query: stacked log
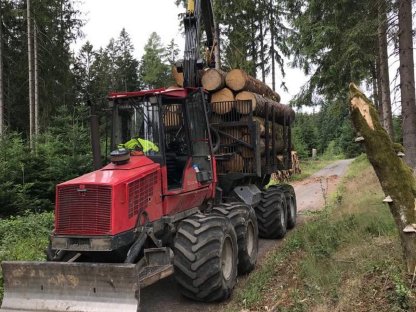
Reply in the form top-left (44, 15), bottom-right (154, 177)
top-left (200, 67), bottom-right (298, 174)
top-left (226, 69), bottom-right (281, 102)
top-left (172, 66), bottom-right (184, 87)
top-left (236, 91), bottom-right (295, 125)
top-left (201, 69), bottom-right (226, 92)
top-left (164, 104), bottom-right (182, 128)
top-left (211, 88), bottom-right (235, 114)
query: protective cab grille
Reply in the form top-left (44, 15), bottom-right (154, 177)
top-left (56, 185), bottom-right (112, 235)
top-left (128, 172), bottom-right (158, 218)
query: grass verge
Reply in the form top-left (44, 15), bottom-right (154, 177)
top-left (0, 212), bottom-right (53, 302)
top-left (226, 155), bottom-right (415, 312)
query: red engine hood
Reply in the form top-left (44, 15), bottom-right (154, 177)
top-left (58, 156), bottom-right (160, 186)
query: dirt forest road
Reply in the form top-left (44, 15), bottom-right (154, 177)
top-left (140, 159), bottom-right (354, 312)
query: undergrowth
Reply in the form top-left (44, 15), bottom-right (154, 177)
top-left (227, 155), bottom-right (415, 311)
top-left (0, 212), bottom-right (53, 302)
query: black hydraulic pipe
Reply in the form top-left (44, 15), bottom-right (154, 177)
top-left (125, 231), bottom-right (148, 264)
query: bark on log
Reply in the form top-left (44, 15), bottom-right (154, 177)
top-left (226, 69), bottom-right (281, 102)
top-left (349, 82), bottom-right (416, 274)
top-left (211, 88), bottom-right (235, 114)
top-left (201, 68), bottom-right (226, 92)
top-left (236, 91), bottom-right (295, 125)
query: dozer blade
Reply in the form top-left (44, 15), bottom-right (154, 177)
top-left (0, 261), bottom-right (140, 312)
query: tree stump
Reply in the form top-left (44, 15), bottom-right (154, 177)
top-left (349, 82), bottom-right (416, 274)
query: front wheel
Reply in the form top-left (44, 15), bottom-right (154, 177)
top-left (173, 213), bottom-right (238, 302)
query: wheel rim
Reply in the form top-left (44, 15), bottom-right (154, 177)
top-left (289, 197), bottom-right (295, 218)
top-left (246, 222), bottom-right (255, 256)
top-left (279, 200), bottom-right (285, 227)
top-left (221, 236), bottom-right (233, 280)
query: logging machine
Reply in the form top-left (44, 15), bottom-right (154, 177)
top-left (0, 1), bottom-right (297, 311)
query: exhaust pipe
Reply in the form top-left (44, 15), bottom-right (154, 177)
top-left (89, 100), bottom-right (102, 170)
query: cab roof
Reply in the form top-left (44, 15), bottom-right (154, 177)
top-left (108, 87), bottom-right (193, 100)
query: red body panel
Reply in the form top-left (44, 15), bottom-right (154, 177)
top-left (162, 158), bottom-right (212, 216)
top-left (55, 156), bottom-right (162, 236)
top-left (55, 155), bottom-right (217, 237)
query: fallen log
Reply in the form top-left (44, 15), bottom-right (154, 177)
top-left (236, 91), bottom-right (295, 125)
top-left (201, 68), bottom-right (226, 92)
top-left (349, 82), bottom-right (416, 274)
top-left (226, 69), bottom-right (281, 102)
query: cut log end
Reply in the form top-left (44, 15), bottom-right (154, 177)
top-left (211, 88), bottom-right (235, 114)
top-left (225, 69), bottom-right (247, 92)
top-left (201, 69), bottom-right (226, 92)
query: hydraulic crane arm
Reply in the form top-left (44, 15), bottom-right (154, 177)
top-left (182, 0), bottom-right (216, 88)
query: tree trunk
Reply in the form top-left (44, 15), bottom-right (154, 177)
top-left (269, 0), bottom-right (276, 91)
top-left (201, 68), bottom-right (226, 92)
top-left (0, 4), bottom-right (3, 136)
top-left (235, 91), bottom-right (295, 125)
top-left (259, 17), bottom-right (266, 83)
top-left (349, 83), bottom-right (416, 274)
top-left (226, 69), bottom-right (281, 102)
top-left (376, 55), bottom-right (384, 121)
top-left (27, 0), bottom-right (35, 149)
top-left (213, 14), bottom-right (221, 70)
top-left (378, 1), bottom-right (394, 138)
top-left (34, 22), bottom-right (39, 136)
top-left (398, 0), bottom-right (416, 168)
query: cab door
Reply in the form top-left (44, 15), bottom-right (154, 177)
top-left (162, 90), bottom-right (214, 216)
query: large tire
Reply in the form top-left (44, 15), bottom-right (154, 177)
top-left (212, 203), bottom-right (258, 275)
top-left (284, 186), bottom-right (297, 229)
top-left (255, 185), bottom-right (287, 239)
top-left (272, 184), bottom-right (297, 229)
top-left (173, 213), bottom-right (238, 302)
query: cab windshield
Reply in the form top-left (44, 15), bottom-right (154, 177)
top-left (112, 99), bottom-right (161, 156)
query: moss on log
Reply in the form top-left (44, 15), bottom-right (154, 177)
top-left (349, 82), bottom-right (416, 274)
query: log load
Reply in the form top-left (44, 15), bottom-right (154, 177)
top-left (291, 151), bottom-right (301, 174)
top-left (236, 91), bottom-right (295, 125)
top-left (172, 66), bottom-right (184, 87)
top-left (211, 88), bottom-right (235, 114)
top-left (226, 69), bottom-right (281, 102)
top-left (163, 104), bottom-right (182, 128)
top-left (218, 127), bottom-right (242, 145)
top-left (201, 69), bottom-right (226, 92)
top-left (222, 153), bottom-right (244, 172)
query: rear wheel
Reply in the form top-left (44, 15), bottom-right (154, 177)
top-left (173, 213), bottom-right (238, 302)
top-left (255, 186), bottom-right (287, 239)
top-left (212, 203), bottom-right (258, 274)
top-left (284, 187), bottom-right (297, 229)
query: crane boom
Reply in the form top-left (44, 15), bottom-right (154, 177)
top-left (182, 0), bottom-right (216, 88)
